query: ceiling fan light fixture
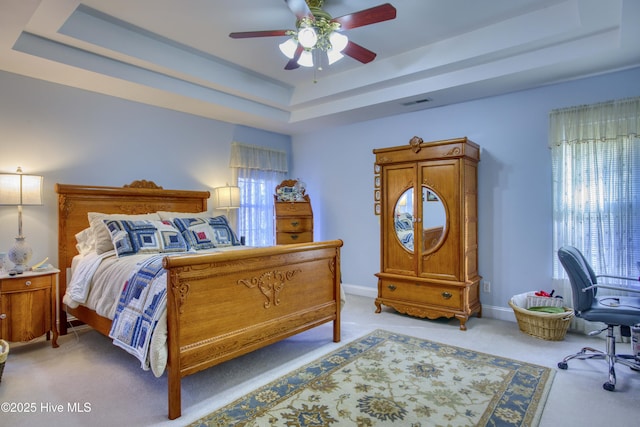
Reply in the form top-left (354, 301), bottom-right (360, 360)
top-left (297, 26), bottom-right (318, 49)
top-left (329, 32), bottom-right (348, 52)
top-left (327, 49), bottom-right (344, 65)
top-left (298, 50), bottom-right (314, 67)
top-left (279, 38), bottom-right (298, 59)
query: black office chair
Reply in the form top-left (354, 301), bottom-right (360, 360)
top-left (557, 246), bottom-right (640, 391)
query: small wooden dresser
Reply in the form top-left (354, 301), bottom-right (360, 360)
top-left (274, 179), bottom-right (313, 244)
top-left (0, 269), bottom-right (59, 347)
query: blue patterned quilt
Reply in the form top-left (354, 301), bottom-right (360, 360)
top-left (109, 255), bottom-right (167, 370)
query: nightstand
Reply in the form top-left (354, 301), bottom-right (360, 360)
top-left (0, 269), bottom-right (59, 348)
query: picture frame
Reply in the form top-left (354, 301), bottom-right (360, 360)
top-left (426, 190), bottom-right (439, 202)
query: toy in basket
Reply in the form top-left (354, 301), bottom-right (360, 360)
top-left (0, 339), bottom-right (8, 383)
top-left (509, 291), bottom-right (574, 341)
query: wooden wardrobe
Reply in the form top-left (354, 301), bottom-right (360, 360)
top-left (373, 137), bottom-right (481, 330)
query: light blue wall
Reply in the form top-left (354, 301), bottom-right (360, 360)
top-left (290, 66), bottom-right (640, 312)
top-left (0, 70), bottom-right (290, 269)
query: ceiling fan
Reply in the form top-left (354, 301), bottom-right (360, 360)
top-left (229, 0), bottom-right (397, 70)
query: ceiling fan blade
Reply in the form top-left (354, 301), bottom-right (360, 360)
top-left (332, 3), bottom-right (397, 30)
top-left (284, 0), bottom-right (313, 20)
top-left (285, 45), bottom-right (304, 70)
top-left (229, 30), bottom-right (289, 39)
top-left (343, 41), bottom-right (377, 64)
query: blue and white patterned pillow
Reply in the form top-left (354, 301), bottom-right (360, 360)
top-left (208, 215), bottom-right (241, 247)
top-left (171, 217), bottom-right (217, 250)
top-left (104, 219), bottom-right (188, 257)
top-left (171, 215), bottom-right (240, 250)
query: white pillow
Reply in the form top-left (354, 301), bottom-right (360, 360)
top-left (88, 212), bottom-right (161, 254)
top-left (74, 227), bottom-right (96, 255)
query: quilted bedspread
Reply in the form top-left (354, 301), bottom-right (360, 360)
top-left (109, 254), bottom-right (167, 370)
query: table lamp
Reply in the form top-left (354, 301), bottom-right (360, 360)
top-left (0, 167), bottom-right (43, 272)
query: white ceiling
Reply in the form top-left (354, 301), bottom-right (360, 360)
top-left (1, 0), bottom-right (639, 135)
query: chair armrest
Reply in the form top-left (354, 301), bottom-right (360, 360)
top-left (597, 274), bottom-right (639, 282)
top-left (583, 283), bottom-right (640, 294)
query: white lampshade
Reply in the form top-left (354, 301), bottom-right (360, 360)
top-left (279, 38), bottom-right (298, 59)
top-left (298, 50), bottom-right (314, 67)
top-left (213, 185), bottom-right (240, 210)
top-left (329, 32), bottom-right (348, 52)
top-left (0, 169), bottom-right (43, 206)
top-left (297, 26), bottom-right (318, 49)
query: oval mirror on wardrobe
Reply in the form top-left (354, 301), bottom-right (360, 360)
top-left (394, 188), bottom-right (414, 251)
top-left (421, 187), bottom-right (446, 253)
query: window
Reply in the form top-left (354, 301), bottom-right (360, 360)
top-left (230, 142), bottom-right (288, 247)
top-left (550, 97), bottom-right (640, 280)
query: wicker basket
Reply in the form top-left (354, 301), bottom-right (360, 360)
top-left (509, 299), bottom-right (574, 341)
top-left (526, 294), bottom-right (565, 308)
top-left (0, 339), bottom-right (8, 383)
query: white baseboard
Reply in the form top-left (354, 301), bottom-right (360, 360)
top-left (343, 283), bottom-right (377, 299)
top-left (342, 282), bottom-right (516, 323)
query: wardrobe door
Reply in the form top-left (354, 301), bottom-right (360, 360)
top-left (382, 164), bottom-right (416, 276)
top-left (418, 160), bottom-right (461, 282)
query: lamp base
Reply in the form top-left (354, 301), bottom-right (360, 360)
top-left (8, 236), bottom-right (33, 273)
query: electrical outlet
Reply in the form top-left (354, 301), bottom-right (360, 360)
top-left (483, 280), bottom-right (491, 293)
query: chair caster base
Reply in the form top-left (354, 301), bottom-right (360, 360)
top-left (558, 362), bottom-right (568, 370)
top-left (603, 382), bottom-right (615, 391)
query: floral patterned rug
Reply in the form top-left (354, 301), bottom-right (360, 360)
top-left (189, 329), bottom-right (554, 427)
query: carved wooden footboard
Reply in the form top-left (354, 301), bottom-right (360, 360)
top-left (56, 181), bottom-right (342, 419)
top-left (163, 241), bottom-right (342, 419)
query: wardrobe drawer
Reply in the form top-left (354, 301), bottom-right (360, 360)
top-left (379, 279), bottom-right (462, 309)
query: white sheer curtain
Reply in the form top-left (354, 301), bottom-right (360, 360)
top-left (230, 142), bottom-right (288, 246)
top-left (550, 97), bottom-right (640, 334)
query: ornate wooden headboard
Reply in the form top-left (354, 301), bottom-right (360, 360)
top-left (55, 180), bottom-right (210, 291)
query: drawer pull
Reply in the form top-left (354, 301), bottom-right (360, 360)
top-left (290, 221), bottom-right (300, 227)
top-left (290, 234), bottom-right (299, 240)
top-left (441, 291), bottom-right (452, 299)
top-left (387, 284), bottom-right (396, 291)
top-left (25, 280), bottom-right (32, 287)
top-left (0, 313), bottom-right (6, 320)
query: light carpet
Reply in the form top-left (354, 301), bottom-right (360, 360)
top-left (189, 329), bottom-right (554, 427)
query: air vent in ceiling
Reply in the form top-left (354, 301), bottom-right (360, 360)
top-left (401, 98), bottom-right (432, 107)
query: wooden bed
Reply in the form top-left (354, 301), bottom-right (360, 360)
top-left (56, 180), bottom-right (343, 420)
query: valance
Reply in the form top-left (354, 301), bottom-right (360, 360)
top-left (229, 142), bottom-right (288, 173)
top-left (549, 96), bottom-right (640, 147)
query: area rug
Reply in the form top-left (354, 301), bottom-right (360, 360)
top-left (189, 329), bottom-right (555, 427)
